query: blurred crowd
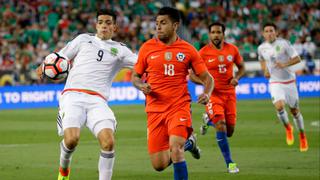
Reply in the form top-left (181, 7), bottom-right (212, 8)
top-left (0, 0), bottom-right (319, 86)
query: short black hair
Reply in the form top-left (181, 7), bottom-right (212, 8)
top-left (96, 9), bottom-right (117, 23)
top-left (157, 7), bottom-right (180, 23)
top-left (208, 22), bottom-right (225, 34)
top-left (263, 22), bottom-right (277, 31)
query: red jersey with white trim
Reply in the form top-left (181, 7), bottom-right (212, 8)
top-left (199, 42), bottom-right (243, 92)
top-left (135, 38), bottom-right (207, 112)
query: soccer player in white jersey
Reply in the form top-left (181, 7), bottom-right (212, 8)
top-left (37, 9), bottom-right (137, 180)
top-left (258, 22), bottom-right (308, 152)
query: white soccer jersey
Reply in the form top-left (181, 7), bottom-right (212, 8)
top-left (59, 33), bottom-right (137, 100)
top-left (258, 38), bottom-right (299, 83)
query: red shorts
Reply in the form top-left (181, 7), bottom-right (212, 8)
top-left (147, 102), bottom-right (193, 154)
top-left (206, 92), bottom-right (237, 126)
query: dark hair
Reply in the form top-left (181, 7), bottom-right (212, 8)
top-left (157, 7), bottom-right (180, 23)
top-left (208, 22), bottom-right (225, 34)
top-left (263, 22), bottom-right (277, 31)
top-left (96, 9), bottom-right (117, 23)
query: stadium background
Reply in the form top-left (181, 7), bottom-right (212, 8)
top-left (0, 0), bottom-right (319, 180)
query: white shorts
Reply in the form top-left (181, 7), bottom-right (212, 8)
top-left (57, 92), bottom-right (117, 137)
top-left (269, 82), bottom-right (299, 108)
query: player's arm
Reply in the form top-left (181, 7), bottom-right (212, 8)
top-left (230, 61), bottom-right (245, 86)
top-left (259, 59), bottom-right (270, 78)
top-left (189, 69), bottom-right (205, 85)
top-left (131, 70), bottom-right (152, 94)
top-left (195, 71), bottom-right (214, 105)
top-left (275, 56), bottom-right (301, 69)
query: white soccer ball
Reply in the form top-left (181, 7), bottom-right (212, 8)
top-left (42, 52), bottom-right (70, 80)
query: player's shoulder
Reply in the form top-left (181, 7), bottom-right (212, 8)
top-left (224, 42), bottom-right (240, 51)
top-left (75, 33), bottom-right (95, 40)
top-left (257, 41), bottom-right (268, 50)
top-left (199, 44), bottom-right (210, 54)
top-left (177, 39), bottom-right (199, 53)
top-left (276, 38), bottom-right (292, 46)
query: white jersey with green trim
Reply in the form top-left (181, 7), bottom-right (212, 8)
top-left (258, 38), bottom-right (299, 83)
top-left (59, 33), bottom-right (137, 100)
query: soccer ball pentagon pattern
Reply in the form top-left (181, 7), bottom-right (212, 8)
top-left (42, 52), bottom-right (70, 80)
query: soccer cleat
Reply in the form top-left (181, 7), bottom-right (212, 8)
top-left (58, 167), bottom-right (70, 180)
top-left (200, 113), bottom-right (210, 135)
top-left (299, 133), bottom-right (308, 152)
top-left (285, 124), bottom-right (294, 146)
top-left (200, 124), bottom-right (209, 135)
top-left (227, 163), bottom-right (239, 174)
top-left (188, 134), bottom-right (201, 159)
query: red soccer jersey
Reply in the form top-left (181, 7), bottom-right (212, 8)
top-left (135, 38), bottom-right (207, 112)
top-left (199, 42), bottom-right (243, 92)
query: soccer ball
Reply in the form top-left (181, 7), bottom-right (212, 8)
top-left (42, 52), bottom-right (70, 80)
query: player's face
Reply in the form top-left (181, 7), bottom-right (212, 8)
top-left (156, 15), bottom-right (178, 42)
top-left (263, 26), bottom-right (277, 43)
top-left (96, 15), bottom-right (116, 40)
top-left (209, 25), bottom-right (224, 48)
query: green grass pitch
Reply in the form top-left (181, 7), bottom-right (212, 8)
top-left (0, 98), bottom-right (319, 180)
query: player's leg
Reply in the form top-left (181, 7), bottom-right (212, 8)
top-left (97, 128), bottom-right (115, 180)
top-left (169, 131), bottom-right (188, 180)
top-left (148, 112), bottom-right (172, 171)
top-left (168, 106), bottom-right (192, 180)
top-left (224, 96), bottom-right (239, 173)
top-left (270, 83), bottom-right (294, 145)
top-left (57, 93), bottom-right (86, 179)
top-left (287, 84), bottom-right (308, 152)
top-left (86, 97), bottom-right (117, 180)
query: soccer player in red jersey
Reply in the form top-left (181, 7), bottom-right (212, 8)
top-left (190, 22), bottom-right (245, 173)
top-left (132, 7), bottom-right (214, 180)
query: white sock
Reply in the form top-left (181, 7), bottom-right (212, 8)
top-left (293, 112), bottom-right (305, 132)
top-left (277, 110), bottom-right (289, 126)
top-left (60, 140), bottom-right (75, 169)
top-left (99, 150), bottom-right (115, 180)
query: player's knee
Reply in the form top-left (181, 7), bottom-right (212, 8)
top-left (64, 135), bottom-right (80, 149)
top-left (215, 120), bottom-right (226, 132)
top-left (99, 137), bottom-right (114, 151)
top-left (274, 101), bottom-right (285, 111)
top-left (290, 108), bottom-right (300, 116)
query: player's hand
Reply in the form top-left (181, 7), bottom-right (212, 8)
top-left (139, 83), bottom-right (152, 94)
top-left (197, 93), bottom-right (209, 105)
top-left (264, 70), bottom-right (270, 78)
top-left (36, 64), bottom-right (44, 79)
top-left (229, 78), bottom-right (238, 86)
top-left (275, 61), bottom-right (286, 69)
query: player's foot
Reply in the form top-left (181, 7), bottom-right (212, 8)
top-left (299, 133), bottom-right (308, 152)
top-left (200, 113), bottom-right (210, 135)
top-left (200, 124), bottom-right (209, 135)
top-left (286, 124), bottom-right (294, 146)
top-left (58, 167), bottom-right (70, 180)
top-left (227, 163), bottom-right (239, 174)
top-left (188, 134), bottom-right (201, 159)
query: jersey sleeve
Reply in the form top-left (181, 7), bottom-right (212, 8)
top-left (58, 34), bottom-right (85, 60)
top-left (190, 47), bottom-right (207, 75)
top-left (120, 46), bottom-right (138, 69)
top-left (233, 46), bottom-right (243, 65)
top-left (284, 40), bottom-right (299, 58)
top-left (257, 45), bottom-right (264, 61)
top-left (134, 44), bottom-right (148, 75)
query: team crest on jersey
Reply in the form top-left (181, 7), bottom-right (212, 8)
top-left (176, 52), bottom-right (185, 62)
top-left (165, 52), bottom-right (172, 61)
top-left (110, 47), bottom-right (118, 56)
top-left (218, 55), bottom-right (224, 62)
top-left (227, 55), bottom-right (233, 62)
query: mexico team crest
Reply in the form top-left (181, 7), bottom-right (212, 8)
top-left (165, 52), bottom-right (172, 61)
top-left (218, 55), bottom-right (224, 62)
top-left (227, 55), bottom-right (233, 62)
top-left (176, 52), bottom-right (186, 62)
